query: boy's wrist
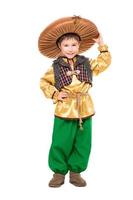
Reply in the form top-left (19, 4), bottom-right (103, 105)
top-left (52, 90), bottom-right (60, 104)
top-left (98, 44), bottom-right (108, 52)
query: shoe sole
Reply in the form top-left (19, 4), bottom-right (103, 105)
top-left (69, 181), bottom-right (86, 187)
top-left (49, 182), bottom-right (64, 188)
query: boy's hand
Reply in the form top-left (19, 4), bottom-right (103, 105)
top-left (57, 91), bottom-right (68, 101)
top-left (93, 33), bottom-right (104, 46)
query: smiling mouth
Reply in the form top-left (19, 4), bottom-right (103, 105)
top-left (67, 53), bottom-right (74, 55)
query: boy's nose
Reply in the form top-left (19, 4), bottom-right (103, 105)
top-left (68, 47), bottom-right (73, 52)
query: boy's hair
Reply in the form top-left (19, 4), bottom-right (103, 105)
top-left (56, 32), bottom-right (81, 47)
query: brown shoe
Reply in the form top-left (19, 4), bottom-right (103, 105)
top-left (49, 173), bottom-right (65, 187)
top-left (69, 172), bottom-right (87, 187)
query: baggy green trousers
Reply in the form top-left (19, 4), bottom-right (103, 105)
top-left (48, 116), bottom-right (92, 175)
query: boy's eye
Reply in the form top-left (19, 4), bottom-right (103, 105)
top-left (72, 44), bottom-right (76, 46)
top-left (64, 44), bottom-right (68, 47)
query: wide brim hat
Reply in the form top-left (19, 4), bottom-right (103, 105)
top-left (38, 16), bottom-right (99, 58)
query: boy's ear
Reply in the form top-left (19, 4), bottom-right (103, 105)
top-left (57, 42), bottom-right (61, 49)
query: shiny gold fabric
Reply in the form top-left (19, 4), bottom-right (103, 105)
top-left (40, 45), bottom-right (111, 119)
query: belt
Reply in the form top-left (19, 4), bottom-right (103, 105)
top-left (67, 92), bottom-right (89, 130)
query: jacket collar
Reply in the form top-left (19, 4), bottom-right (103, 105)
top-left (53, 55), bottom-right (87, 67)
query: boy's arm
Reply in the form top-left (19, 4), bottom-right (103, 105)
top-left (90, 44), bottom-right (111, 76)
top-left (40, 66), bottom-right (59, 103)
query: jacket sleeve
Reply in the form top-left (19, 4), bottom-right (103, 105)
top-left (90, 44), bottom-right (111, 76)
top-left (40, 66), bottom-right (59, 103)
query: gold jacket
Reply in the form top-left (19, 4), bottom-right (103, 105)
top-left (40, 45), bottom-right (111, 119)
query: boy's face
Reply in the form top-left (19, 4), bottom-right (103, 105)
top-left (59, 38), bottom-right (80, 59)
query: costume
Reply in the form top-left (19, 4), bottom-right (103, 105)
top-left (39, 16), bottom-right (111, 186)
top-left (48, 116), bottom-right (92, 175)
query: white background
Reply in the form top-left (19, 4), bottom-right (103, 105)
top-left (0, 0), bottom-right (133, 199)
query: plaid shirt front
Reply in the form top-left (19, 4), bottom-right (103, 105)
top-left (53, 55), bottom-right (92, 91)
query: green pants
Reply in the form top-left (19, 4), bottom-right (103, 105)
top-left (48, 116), bottom-right (92, 175)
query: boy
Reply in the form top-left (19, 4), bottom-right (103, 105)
top-left (39, 16), bottom-right (111, 187)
